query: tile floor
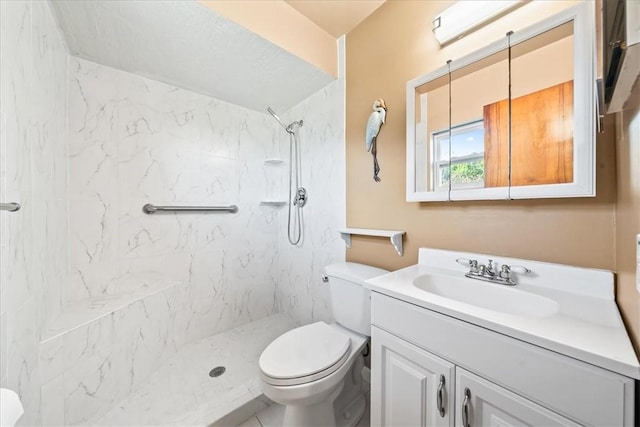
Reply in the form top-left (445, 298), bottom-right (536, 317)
top-left (92, 314), bottom-right (295, 426)
top-left (237, 393), bottom-right (371, 427)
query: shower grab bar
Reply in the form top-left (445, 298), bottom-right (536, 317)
top-left (0, 202), bottom-right (21, 212)
top-left (143, 203), bottom-right (238, 214)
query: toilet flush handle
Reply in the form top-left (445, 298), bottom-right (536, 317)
top-left (321, 275), bottom-right (329, 283)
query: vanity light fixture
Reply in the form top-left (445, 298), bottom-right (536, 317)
top-left (432, 0), bottom-right (524, 45)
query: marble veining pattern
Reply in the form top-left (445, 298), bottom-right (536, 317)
top-left (1, 1), bottom-right (69, 425)
top-left (92, 314), bottom-right (294, 426)
top-left (2, 2), bottom-right (346, 423)
top-left (58, 57), bottom-right (283, 423)
top-left (67, 57), bottom-right (280, 304)
top-left (274, 71), bottom-right (346, 327)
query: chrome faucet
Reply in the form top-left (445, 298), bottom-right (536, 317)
top-left (456, 258), bottom-right (531, 286)
top-left (477, 259), bottom-right (496, 278)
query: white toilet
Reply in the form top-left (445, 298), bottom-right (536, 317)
top-left (259, 262), bottom-right (388, 427)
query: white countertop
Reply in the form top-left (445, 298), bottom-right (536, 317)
top-left (365, 248), bottom-right (640, 380)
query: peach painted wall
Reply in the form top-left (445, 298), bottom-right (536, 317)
top-left (345, 0), bottom-right (638, 352)
top-left (615, 84), bottom-right (640, 352)
top-left (285, 0), bottom-right (386, 39)
top-left (199, 0), bottom-right (337, 77)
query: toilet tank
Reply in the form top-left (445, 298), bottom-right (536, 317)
top-left (324, 262), bottom-right (389, 336)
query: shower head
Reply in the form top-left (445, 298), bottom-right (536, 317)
top-left (288, 120), bottom-right (303, 131)
top-left (267, 107), bottom-right (303, 134)
top-left (267, 107), bottom-right (289, 132)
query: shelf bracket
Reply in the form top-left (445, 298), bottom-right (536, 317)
top-left (339, 232), bottom-right (352, 248)
top-left (390, 233), bottom-right (403, 256)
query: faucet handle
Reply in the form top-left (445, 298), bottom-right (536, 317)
top-left (499, 264), bottom-right (511, 279)
top-left (500, 264), bottom-right (531, 276)
top-left (456, 258), bottom-right (479, 273)
top-left (509, 265), bottom-right (531, 274)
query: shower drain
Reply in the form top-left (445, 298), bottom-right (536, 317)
top-left (209, 366), bottom-right (226, 378)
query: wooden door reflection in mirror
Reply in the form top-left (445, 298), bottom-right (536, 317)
top-left (484, 23), bottom-right (574, 189)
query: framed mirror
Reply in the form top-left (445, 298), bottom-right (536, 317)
top-left (406, 2), bottom-right (595, 202)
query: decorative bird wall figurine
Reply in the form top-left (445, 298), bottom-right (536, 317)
top-left (365, 98), bottom-right (387, 182)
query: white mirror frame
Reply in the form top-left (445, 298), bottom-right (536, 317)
top-left (406, 2), bottom-right (595, 202)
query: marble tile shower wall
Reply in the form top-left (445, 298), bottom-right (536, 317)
top-left (67, 58), bottom-right (276, 306)
top-left (275, 77), bottom-right (346, 326)
top-left (1, 5), bottom-right (345, 425)
top-left (0, 1), bottom-right (69, 425)
top-left (44, 57), bottom-right (282, 424)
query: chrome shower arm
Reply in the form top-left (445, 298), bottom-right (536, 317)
top-left (267, 107), bottom-right (290, 133)
top-left (267, 107), bottom-right (303, 134)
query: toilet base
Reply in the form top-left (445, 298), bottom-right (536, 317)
top-left (280, 388), bottom-right (366, 427)
top-left (334, 354), bottom-right (367, 427)
top-left (282, 401), bottom-right (336, 427)
top-left (335, 394), bottom-right (366, 427)
top-left (282, 381), bottom-right (344, 427)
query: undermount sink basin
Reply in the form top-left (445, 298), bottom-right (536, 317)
top-left (413, 274), bottom-right (559, 318)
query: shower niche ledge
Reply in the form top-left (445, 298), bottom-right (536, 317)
top-left (264, 159), bottom-right (286, 165)
top-left (338, 228), bottom-right (406, 256)
top-left (262, 157), bottom-right (288, 206)
top-left (42, 274), bottom-right (180, 343)
top-left (260, 200), bottom-right (287, 206)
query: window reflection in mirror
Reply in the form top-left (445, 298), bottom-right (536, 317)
top-left (414, 49), bottom-right (510, 194)
top-left (450, 50), bottom-right (509, 195)
top-left (433, 121), bottom-right (485, 191)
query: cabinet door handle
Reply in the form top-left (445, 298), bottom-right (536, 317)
top-left (462, 387), bottom-right (471, 427)
top-left (437, 374), bottom-right (446, 417)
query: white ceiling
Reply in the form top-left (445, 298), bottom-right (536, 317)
top-left (50, 0), bottom-right (335, 113)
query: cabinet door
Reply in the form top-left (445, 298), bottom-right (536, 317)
top-left (371, 326), bottom-right (454, 427)
top-left (455, 368), bottom-right (580, 427)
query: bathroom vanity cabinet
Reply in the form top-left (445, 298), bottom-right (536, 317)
top-left (370, 293), bottom-right (636, 427)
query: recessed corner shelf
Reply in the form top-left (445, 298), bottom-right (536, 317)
top-left (264, 159), bottom-right (286, 165)
top-left (338, 228), bottom-right (406, 256)
top-left (260, 201), bottom-right (287, 206)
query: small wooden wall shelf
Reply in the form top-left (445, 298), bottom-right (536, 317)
top-left (338, 228), bottom-right (406, 256)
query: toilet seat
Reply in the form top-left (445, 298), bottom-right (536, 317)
top-left (259, 322), bottom-right (351, 386)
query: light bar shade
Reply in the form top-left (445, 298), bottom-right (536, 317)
top-left (433, 0), bottom-right (524, 45)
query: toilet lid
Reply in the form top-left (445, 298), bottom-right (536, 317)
top-left (259, 322), bottom-right (351, 380)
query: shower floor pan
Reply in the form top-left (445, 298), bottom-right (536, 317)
top-left (93, 314), bottom-right (295, 426)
